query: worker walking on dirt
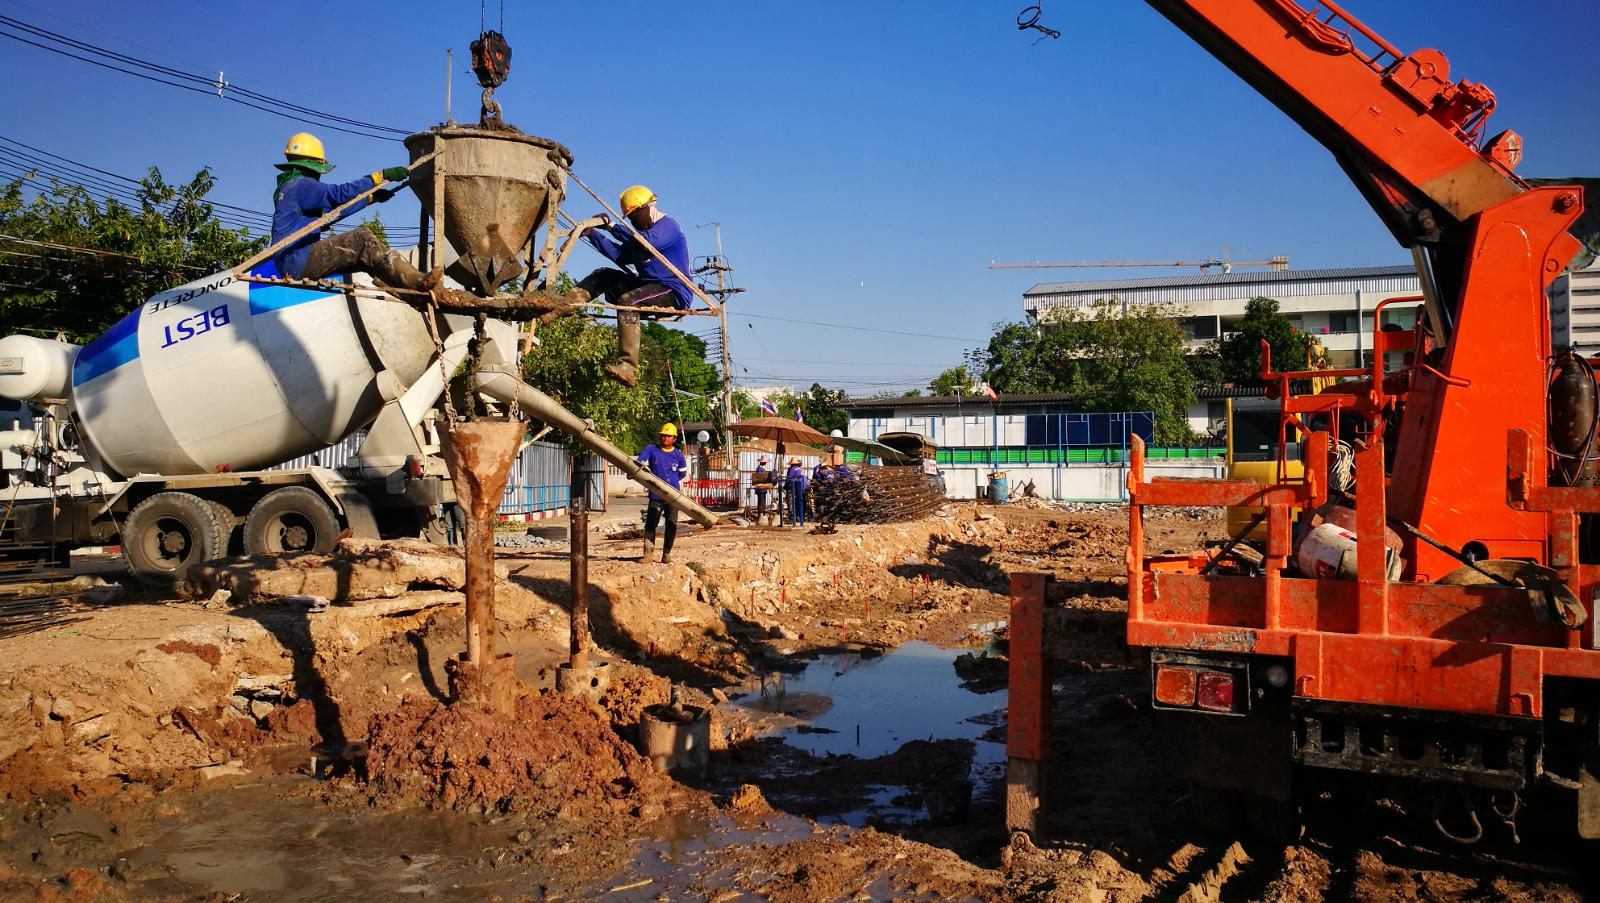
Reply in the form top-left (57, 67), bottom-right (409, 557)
top-left (785, 457), bottom-right (809, 527)
top-left (271, 132), bottom-right (439, 291)
top-left (551, 186), bottom-right (692, 387)
top-left (636, 423), bottom-right (688, 563)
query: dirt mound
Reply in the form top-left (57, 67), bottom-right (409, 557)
top-left (364, 686), bottom-right (664, 819)
top-left (725, 826), bottom-right (1004, 902)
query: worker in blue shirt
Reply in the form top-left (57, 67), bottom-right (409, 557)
top-left (752, 456), bottom-right (772, 518)
top-left (636, 423), bottom-right (688, 563)
top-left (556, 185), bottom-right (692, 387)
top-left (785, 457), bottom-right (810, 527)
top-left (270, 132), bottom-right (437, 291)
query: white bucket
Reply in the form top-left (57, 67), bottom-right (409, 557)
top-left (1298, 522), bottom-right (1359, 580)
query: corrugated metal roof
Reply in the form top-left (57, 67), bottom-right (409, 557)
top-left (1023, 264), bottom-right (1421, 312)
top-left (1024, 265), bottom-right (1416, 296)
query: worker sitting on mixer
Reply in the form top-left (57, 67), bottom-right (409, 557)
top-left (270, 132), bottom-right (440, 292)
top-left (540, 185), bottom-right (692, 387)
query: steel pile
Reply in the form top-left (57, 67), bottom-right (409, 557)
top-left (815, 465), bottom-right (945, 524)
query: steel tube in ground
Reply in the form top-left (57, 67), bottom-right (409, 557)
top-left (569, 465), bottom-right (590, 671)
top-left (473, 367), bottom-right (719, 527)
top-left (438, 419), bottom-right (524, 668)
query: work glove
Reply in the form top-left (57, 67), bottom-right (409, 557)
top-left (372, 188), bottom-right (397, 203)
top-left (595, 213), bottom-right (611, 226)
top-left (381, 166), bottom-right (409, 182)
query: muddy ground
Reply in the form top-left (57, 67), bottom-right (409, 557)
top-left (0, 503), bottom-right (1589, 901)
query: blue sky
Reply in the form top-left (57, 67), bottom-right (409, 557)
top-left (2, 0), bottom-right (1594, 396)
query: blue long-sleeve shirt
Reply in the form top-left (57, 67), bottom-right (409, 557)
top-left (271, 173), bottom-right (379, 277)
top-left (584, 214), bottom-right (693, 309)
top-left (786, 464), bottom-right (809, 493)
top-left (636, 444), bottom-right (688, 500)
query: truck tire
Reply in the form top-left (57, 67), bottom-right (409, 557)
top-left (123, 491), bottom-right (229, 582)
top-left (244, 487), bottom-right (342, 556)
top-left (206, 501), bottom-right (240, 555)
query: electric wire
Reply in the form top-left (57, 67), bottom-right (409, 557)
top-left (0, 15), bottom-right (408, 140)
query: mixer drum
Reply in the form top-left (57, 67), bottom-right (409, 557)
top-left (69, 266), bottom-right (435, 477)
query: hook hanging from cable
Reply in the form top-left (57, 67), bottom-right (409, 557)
top-left (1016, 5), bottom-right (1061, 45)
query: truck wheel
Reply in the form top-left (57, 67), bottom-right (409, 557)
top-left (206, 501), bottom-right (239, 555)
top-left (123, 491), bottom-right (229, 582)
top-left (244, 487), bottom-right (342, 556)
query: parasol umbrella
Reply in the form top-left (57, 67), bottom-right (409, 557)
top-left (829, 434), bottom-right (917, 465)
top-left (727, 416), bottom-right (832, 448)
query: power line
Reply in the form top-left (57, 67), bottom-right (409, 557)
top-left (731, 312), bottom-right (975, 343)
top-left (0, 14), bottom-right (409, 141)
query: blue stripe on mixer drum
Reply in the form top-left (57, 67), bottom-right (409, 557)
top-left (72, 305), bottom-right (142, 386)
top-left (248, 283), bottom-right (338, 316)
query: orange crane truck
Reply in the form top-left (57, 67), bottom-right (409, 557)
top-left (1006, 0), bottom-right (1600, 846)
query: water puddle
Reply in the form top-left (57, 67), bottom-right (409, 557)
top-left (736, 639), bottom-right (1008, 826)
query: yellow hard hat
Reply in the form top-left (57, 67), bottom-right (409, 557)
top-left (658, 423), bottom-right (678, 437)
top-left (277, 132), bottom-right (334, 174)
top-left (283, 132), bottom-right (327, 162)
top-left (620, 185), bottom-right (656, 215)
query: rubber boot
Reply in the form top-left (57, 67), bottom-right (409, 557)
top-left (605, 311), bottom-right (641, 387)
top-left (375, 251), bottom-right (431, 292)
top-left (641, 538), bottom-right (655, 563)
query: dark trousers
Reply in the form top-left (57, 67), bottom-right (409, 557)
top-left (302, 228), bottom-right (413, 286)
top-left (644, 497), bottom-right (678, 554)
top-left (577, 268), bottom-right (679, 309)
top-left (788, 482), bottom-right (806, 526)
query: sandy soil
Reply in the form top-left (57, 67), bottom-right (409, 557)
top-left (0, 503), bottom-right (1589, 901)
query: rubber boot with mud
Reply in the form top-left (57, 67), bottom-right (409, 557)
top-left (374, 251), bottom-right (432, 292)
top-left (605, 310), bottom-right (642, 387)
top-left (660, 549), bottom-right (672, 564)
top-left (641, 538), bottom-right (656, 563)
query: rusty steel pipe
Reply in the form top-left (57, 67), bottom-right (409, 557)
top-left (438, 419), bottom-right (524, 667)
top-left (569, 464), bottom-right (590, 671)
top-left (473, 367), bottom-right (719, 527)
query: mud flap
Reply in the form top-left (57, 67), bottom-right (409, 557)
top-left (335, 491), bottom-right (381, 539)
top-left (1157, 708), bottom-right (1294, 802)
top-left (1579, 750), bottom-right (1600, 840)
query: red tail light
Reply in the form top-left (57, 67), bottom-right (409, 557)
top-left (1196, 672), bottom-right (1236, 712)
top-left (1154, 666), bottom-right (1198, 707)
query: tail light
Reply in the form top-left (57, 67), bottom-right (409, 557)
top-left (1196, 672), bottom-right (1236, 712)
top-left (1154, 666), bottom-right (1197, 707)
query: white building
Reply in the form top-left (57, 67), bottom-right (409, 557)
top-left (1023, 264), bottom-right (1422, 369)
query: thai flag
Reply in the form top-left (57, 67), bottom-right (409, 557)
top-left (759, 396), bottom-right (778, 415)
top-left (796, 407), bottom-right (805, 424)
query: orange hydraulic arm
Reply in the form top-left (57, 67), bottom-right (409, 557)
top-left (1144, 0), bottom-right (1585, 577)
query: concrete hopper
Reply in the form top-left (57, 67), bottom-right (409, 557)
top-left (405, 127), bottom-right (574, 295)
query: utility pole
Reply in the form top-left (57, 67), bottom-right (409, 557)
top-left (695, 222), bottom-right (743, 461)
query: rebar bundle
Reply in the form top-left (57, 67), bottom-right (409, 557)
top-left (0, 593), bottom-right (91, 639)
top-left (814, 465), bottom-right (946, 524)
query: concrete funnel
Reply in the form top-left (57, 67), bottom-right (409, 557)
top-left (405, 127), bottom-right (574, 294)
top-left (438, 418), bottom-right (524, 666)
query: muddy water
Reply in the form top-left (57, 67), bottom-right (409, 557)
top-left (741, 641), bottom-right (1004, 759)
top-left (737, 639), bottom-right (1008, 826)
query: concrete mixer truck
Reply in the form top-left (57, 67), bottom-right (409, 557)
top-left (0, 124), bottom-right (717, 581)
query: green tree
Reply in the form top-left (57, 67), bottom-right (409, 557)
top-left (522, 314), bottom-right (656, 454)
top-left (972, 299), bottom-right (1198, 443)
top-left (640, 321), bottom-right (718, 430)
top-left (0, 168), bottom-right (264, 341)
top-left (928, 365), bottom-right (976, 396)
top-left (358, 215), bottom-right (389, 248)
top-left (1215, 296), bottom-right (1314, 385)
top-left (798, 383), bottom-right (848, 435)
